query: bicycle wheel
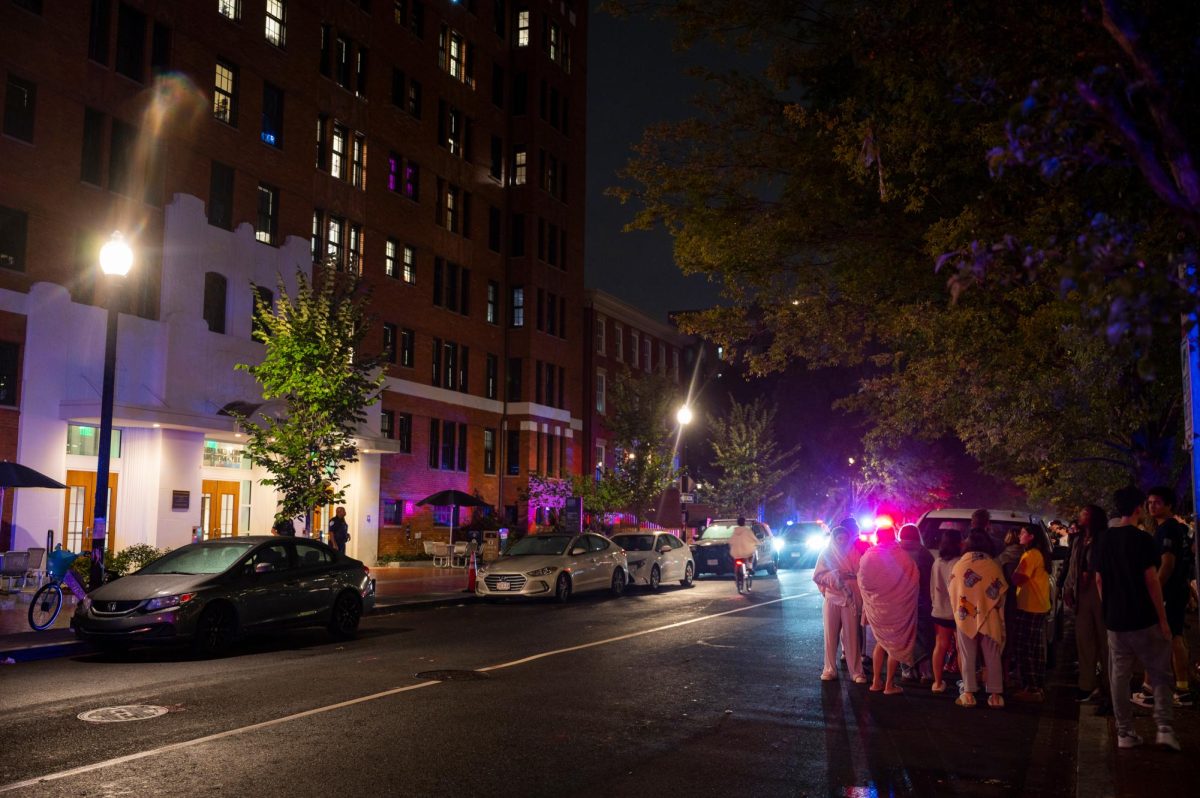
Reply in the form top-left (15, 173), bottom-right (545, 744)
top-left (746, 568), bottom-right (753, 592)
top-left (29, 582), bottom-right (64, 631)
top-left (736, 565), bottom-right (745, 594)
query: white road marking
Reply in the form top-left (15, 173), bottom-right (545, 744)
top-left (0, 591), bottom-right (813, 793)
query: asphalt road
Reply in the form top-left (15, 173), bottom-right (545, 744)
top-left (0, 569), bottom-right (1076, 797)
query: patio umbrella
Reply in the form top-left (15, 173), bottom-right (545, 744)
top-left (0, 461), bottom-right (67, 549)
top-left (416, 490), bottom-right (489, 545)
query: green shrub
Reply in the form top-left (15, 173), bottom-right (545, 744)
top-left (106, 543), bottom-right (170, 577)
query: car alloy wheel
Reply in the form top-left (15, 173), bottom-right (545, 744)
top-left (649, 565), bottom-right (661, 591)
top-left (192, 603), bottom-right (235, 658)
top-left (610, 569), bottom-right (626, 597)
top-left (328, 591), bottom-right (362, 639)
top-left (681, 562), bottom-right (694, 587)
top-left (555, 573), bottom-right (572, 603)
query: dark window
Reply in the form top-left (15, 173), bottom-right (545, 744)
top-left (88, 0), bottom-right (111, 64)
top-left (546, 429), bottom-right (555, 474)
top-left (261, 83), bottom-right (284, 148)
top-left (510, 286), bottom-right (524, 327)
top-left (506, 429), bottom-right (520, 475)
top-left (381, 409), bottom-right (395, 438)
top-left (151, 22), bottom-right (171, 74)
top-left (412, 0), bottom-right (424, 37)
top-left (356, 46), bottom-right (369, 96)
top-left (491, 62), bottom-right (504, 107)
top-left (432, 258), bottom-right (443, 306)
top-left (459, 346), bottom-right (469, 393)
top-left (483, 428), bottom-right (496, 474)
top-left (81, 108), bottom-right (106, 184)
top-left (431, 338), bottom-right (441, 386)
top-left (489, 135), bottom-right (503, 180)
top-left (382, 323), bottom-right (397, 362)
top-left (398, 413), bottom-right (412, 453)
top-left (442, 341), bottom-right (457, 389)
top-left (208, 161), bottom-right (234, 229)
top-left (335, 37), bottom-right (351, 88)
top-left (391, 68), bottom-right (405, 107)
top-left (0, 342), bottom-right (18, 406)
top-left (559, 298), bottom-right (566, 338)
top-left (486, 353), bottom-right (497, 399)
top-left (488, 206), bottom-right (501, 252)
top-left (407, 79), bottom-right (422, 118)
top-left (382, 498), bottom-right (404, 526)
top-left (535, 360), bottom-right (542, 403)
top-left (315, 114), bottom-right (327, 169)
top-left (319, 24), bottom-right (332, 77)
top-left (428, 418), bottom-right (439, 467)
top-left (0, 206), bottom-right (28, 272)
top-left (512, 71), bottom-right (526, 115)
top-left (108, 119), bottom-right (137, 196)
top-left (441, 419), bottom-right (455, 470)
top-left (557, 365), bottom-right (564, 408)
top-left (3, 74), bottom-right (36, 142)
top-left (457, 422), bottom-right (467, 472)
top-left (400, 328), bottom-right (414, 367)
top-left (506, 357), bottom-right (522, 401)
top-left (203, 272), bottom-right (227, 333)
top-left (511, 213), bottom-right (525, 256)
top-left (115, 3), bottom-right (146, 82)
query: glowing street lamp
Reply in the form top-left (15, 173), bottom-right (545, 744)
top-left (91, 232), bottom-right (132, 589)
top-left (675, 404), bottom-right (694, 426)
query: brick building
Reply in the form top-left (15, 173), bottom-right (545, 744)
top-left (0, 0), bottom-right (586, 560)
top-left (581, 289), bottom-right (695, 528)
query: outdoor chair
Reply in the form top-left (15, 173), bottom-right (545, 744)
top-left (430, 542), bottom-right (452, 568)
top-left (451, 541), bottom-right (469, 568)
top-left (0, 550), bottom-right (29, 592)
top-left (25, 547), bottom-right (45, 587)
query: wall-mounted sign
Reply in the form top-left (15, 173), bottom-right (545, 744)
top-left (172, 491), bottom-right (190, 511)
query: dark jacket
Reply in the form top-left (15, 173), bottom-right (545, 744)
top-left (329, 515), bottom-right (349, 544)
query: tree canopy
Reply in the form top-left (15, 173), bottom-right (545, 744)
top-left (700, 398), bottom-right (799, 517)
top-left (236, 263), bottom-right (384, 522)
top-left (609, 0), bottom-right (1198, 509)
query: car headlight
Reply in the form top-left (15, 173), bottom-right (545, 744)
top-left (805, 533), bottom-right (826, 551)
top-left (771, 538), bottom-right (785, 552)
top-left (144, 593), bottom-right (195, 612)
top-left (525, 567), bottom-right (557, 576)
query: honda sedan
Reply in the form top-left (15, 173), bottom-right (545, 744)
top-left (72, 536), bottom-right (375, 656)
top-left (477, 533), bottom-right (629, 602)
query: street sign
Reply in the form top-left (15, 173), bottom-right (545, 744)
top-left (680, 492), bottom-right (695, 504)
top-left (563, 496), bottom-right (583, 532)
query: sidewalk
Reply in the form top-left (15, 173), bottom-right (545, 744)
top-left (0, 561), bottom-right (476, 662)
top-left (1073, 611), bottom-right (1200, 798)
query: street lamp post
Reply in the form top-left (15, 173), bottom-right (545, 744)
top-left (91, 233), bottom-right (132, 590)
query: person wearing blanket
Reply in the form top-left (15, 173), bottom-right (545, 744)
top-left (858, 522), bottom-right (919, 695)
top-left (813, 526), bottom-right (866, 683)
top-left (949, 531), bottom-right (1009, 709)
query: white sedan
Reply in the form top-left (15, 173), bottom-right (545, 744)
top-left (476, 533), bottom-right (630, 603)
top-left (611, 531), bottom-right (695, 590)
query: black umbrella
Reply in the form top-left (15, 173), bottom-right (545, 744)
top-left (0, 461), bottom-right (67, 550)
top-left (416, 490), bottom-right (489, 545)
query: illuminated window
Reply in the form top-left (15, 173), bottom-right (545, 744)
top-left (510, 286), bottom-right (524, 327)
top-left (218, 0), bottom-right (240, 20)
top-left (67, 425), bottom-right (122, 458)
top-left (255, 184), bottom-right (278, 245)
top-left (513, 149), bottom-right (526, 185)
top-left (347, 223), bottom-right (362, 273)
top-left (352, 132), bottom-right (366, 188)
top-left (596, 370), bottom-right (606, 413)
top-left (385, 239), bottom-right (398, 278)
top-left (516, 9), bottom-right (529, 46)
top-left (264, 0), bottom-right (285, 47)
top-left (261, 83), bottom-right (283, 147)
top-left (326, 216), bottom-right (344, 266)
top-left (213, 60), bottom-right (237, 124)
top-left (330, 124), bottom-right (346, 178)
top-left (403, 245), bottom-right (416, 283)
top-left (547, 21), bottom-right (559, 61)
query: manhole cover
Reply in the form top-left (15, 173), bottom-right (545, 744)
top-left (415, 669), bottom-right (490, 681)
top-left (78, 705), bottom-right (169, 723)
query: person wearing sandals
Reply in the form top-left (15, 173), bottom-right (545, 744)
top-left (1010, 525), bottom-right (1053, 702)
top-left (930, 528), bottom-right (963, 694)
top-left (858, 522), bottom-right (919, 695)
top-left (949, 531), bottom-right (1009, 709)
top-left (813, 526), bottom-right (867, 683)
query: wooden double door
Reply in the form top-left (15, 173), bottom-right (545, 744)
top-left (201, 480), bottom-right (241, 539)
top-left (63, 470), bottom-right (118, 553)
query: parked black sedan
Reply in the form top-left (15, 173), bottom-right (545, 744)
top-left (72, 536), bottom-right (375, 656)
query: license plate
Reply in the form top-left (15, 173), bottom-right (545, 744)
top-left (494, 581), bottom-right (510, 591)
top-left (707, 559), bottom-right (719, 566)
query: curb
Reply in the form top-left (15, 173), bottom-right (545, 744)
top-left (1076, 704), bottom-right (1116, 798)
top-left (0, 593), bottom-right (479, 663)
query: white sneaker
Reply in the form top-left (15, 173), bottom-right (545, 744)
top-left (1156, 727), bottom-right (1181, 752)
top-left (1117, 731), bottom-right (1144, 749)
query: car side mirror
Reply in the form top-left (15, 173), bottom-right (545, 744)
top-left (658, 544), bottom-right (672, 554)
top-left (570, 547), bottom-right (586, 556)
top-left (254, 562), bottom-right (274, 575)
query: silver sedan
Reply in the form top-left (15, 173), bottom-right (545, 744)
top-left (477, 533), bottom-right (629, 602)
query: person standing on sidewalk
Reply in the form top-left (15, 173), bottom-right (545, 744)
top-left (930, 528), bottom-right (963, 694)
top-left (329, 507), bottom-right (350, 554)
top-left (1137, 487), bottom-right (1194, 707)
top-left (949, 531), bottom-right (1008, 709)
top-left (898, 523), bottom-right (935, 683)
top-left (1010, 525), bottom-right (1053, 702)
top-left (1064, 504), bottom-right (1110, 707)
top-left (1094, 485), bottom-right (1180, 751)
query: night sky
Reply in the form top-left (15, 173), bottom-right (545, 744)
top-left (585, 3), bottom-right (724, 322)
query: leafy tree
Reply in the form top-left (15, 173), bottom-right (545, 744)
top-left (571, 473), bottom-right (626, 531)
top-left (235, 262), bottom-right (384, 526)
top-left (700, 398), bottom-right (799, 517)
top-left (604, 371), bottom-right (682, 525)
top-left (608, 0), bottom-right (1194, 510)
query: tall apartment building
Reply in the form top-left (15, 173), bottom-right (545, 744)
top-left (0, 0), bottom-right (586, 560)
top-left (581, 289), bottom-right (694, 528)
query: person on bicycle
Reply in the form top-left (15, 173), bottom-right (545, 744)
top-left (729, 516), bottom-right (759, 573)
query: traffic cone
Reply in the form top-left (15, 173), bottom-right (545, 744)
top-left (465, 548), bottom-right (478, 592)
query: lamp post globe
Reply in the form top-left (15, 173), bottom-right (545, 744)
top-left (91, 232), bottom-right (132, 589)
top-left (676, 405), bottom-right (694, 426)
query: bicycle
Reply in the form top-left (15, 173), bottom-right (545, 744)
top-left (735, 557), bottom-right (754, 594)
top-left (28, 547), bottom-right (89, 631)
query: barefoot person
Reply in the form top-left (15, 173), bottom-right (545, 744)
top-left (858, 522), bottom-right (919, 695)
top-left (949, 531), bottom-right (1008, 709)
top-left (813, 526), bottom-right (866, 683)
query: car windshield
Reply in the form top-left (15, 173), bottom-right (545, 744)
top-left (696, 525), bottom-right (736, 540)
top-left (136, 542), bottom-right (256, 575)
top-left (505, 535), bottom-right (574, 556)
top-left (614, 535), bottom-right (656, 552)
top-left (785, 524), bottom-right (823, 540)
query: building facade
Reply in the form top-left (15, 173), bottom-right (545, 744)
top-left (0, 0), bottom-right (586, 561)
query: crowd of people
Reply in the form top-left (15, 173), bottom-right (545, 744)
top-left (813, 486), bottom-right (1199, 752)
